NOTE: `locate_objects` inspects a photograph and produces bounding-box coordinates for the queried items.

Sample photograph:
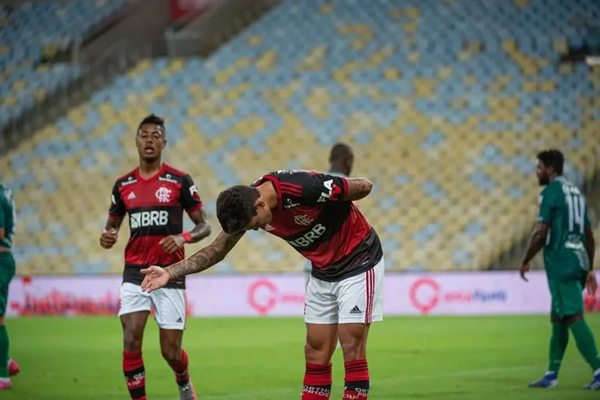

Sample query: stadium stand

[0,0,125,129]
[1,0,599,274]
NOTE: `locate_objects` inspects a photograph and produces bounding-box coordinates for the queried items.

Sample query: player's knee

[339,337,366,360]
[160,346,181,364]
[304,342,329,364]
[123,330,143,350]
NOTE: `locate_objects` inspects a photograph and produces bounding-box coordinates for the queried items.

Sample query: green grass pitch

[4,314,600,399]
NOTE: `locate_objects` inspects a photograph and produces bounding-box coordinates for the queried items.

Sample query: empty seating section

[0,0,125,128]
[1,0,599,274]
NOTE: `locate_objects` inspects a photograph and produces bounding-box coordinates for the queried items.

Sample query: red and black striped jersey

[252,170,383,281]
[108,163,203,288]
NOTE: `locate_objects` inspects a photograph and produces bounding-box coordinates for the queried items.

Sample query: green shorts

[548,277,584,319]
[0,252,16,316]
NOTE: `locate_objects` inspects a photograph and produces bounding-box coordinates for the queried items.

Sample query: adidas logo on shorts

[350,306,362,314]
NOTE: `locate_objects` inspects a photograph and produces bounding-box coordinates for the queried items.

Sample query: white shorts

[118,282,186,330]
[305,257,384,324]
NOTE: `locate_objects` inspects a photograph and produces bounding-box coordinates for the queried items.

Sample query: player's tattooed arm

[344,178,373,201]
[165,230,244,279]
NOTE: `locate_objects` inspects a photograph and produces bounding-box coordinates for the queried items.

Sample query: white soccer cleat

[583,374,600,390]
[178,380,198,400]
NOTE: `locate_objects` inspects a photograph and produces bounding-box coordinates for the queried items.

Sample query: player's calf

[123,350,146,399]
[343,359,369,399]
[302,363,332,400]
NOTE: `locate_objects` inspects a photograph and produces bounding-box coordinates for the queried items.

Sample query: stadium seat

[1,0,599,274]
[0,0,125,129]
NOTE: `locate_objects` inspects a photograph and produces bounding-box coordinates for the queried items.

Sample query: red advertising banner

[6,271,600,317]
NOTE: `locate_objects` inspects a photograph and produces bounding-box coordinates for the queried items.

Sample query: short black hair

[137,114,166,135]
[329,142,353,162]
[537,149,564,175]
[216,185,260,234]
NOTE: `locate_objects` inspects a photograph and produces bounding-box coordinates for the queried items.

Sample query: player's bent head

[537,149,564,175]
[217,185,260,234]
[137,114,166,137]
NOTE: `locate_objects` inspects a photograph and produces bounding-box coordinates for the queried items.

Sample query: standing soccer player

[520,149,600,390]
[142,169,383,400]
[99,114,211,400]
[304,143,355,286]
[0,184,20,390]
[328,143,354,179]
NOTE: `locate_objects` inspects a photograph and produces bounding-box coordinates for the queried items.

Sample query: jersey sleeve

[180,175,203,213]
[109,181,126,220]
[297,172,348,205]
[537,188,557,224]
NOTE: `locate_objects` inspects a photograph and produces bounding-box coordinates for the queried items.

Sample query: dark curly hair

[216,185,260,234]
[137,114,166,136]
[537,149,564,175]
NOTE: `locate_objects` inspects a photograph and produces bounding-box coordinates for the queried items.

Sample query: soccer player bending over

[99,114,211,400]
[142,170,384,400]
[520,149,600,390]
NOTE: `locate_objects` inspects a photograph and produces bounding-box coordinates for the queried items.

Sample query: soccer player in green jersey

[520,150,600,390]
[0,184,20,390]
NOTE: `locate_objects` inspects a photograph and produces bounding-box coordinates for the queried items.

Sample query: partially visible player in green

[0,184,20,390]
[520,149,600,390]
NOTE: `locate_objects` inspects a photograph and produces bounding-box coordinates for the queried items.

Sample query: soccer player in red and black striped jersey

[99,114,211,400]
[141,170,383,400]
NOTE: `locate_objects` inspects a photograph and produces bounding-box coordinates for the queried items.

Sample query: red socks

[302,363,332,399]
[123,350,146,400]
[167,349,190,386]
[343,359,369,400]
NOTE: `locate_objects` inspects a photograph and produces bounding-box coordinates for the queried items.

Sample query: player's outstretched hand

[159,235,185,254]
[519,262,530,282]
[99,228,118,249]
[585,271,598,296]
[141,265,169,293]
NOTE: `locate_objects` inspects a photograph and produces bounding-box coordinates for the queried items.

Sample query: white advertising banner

[6,271,600,317]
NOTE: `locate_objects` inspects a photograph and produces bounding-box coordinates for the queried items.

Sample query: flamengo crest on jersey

[155,186,171,202]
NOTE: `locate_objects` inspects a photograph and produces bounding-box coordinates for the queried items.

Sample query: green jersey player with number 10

[520,150,600,390]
